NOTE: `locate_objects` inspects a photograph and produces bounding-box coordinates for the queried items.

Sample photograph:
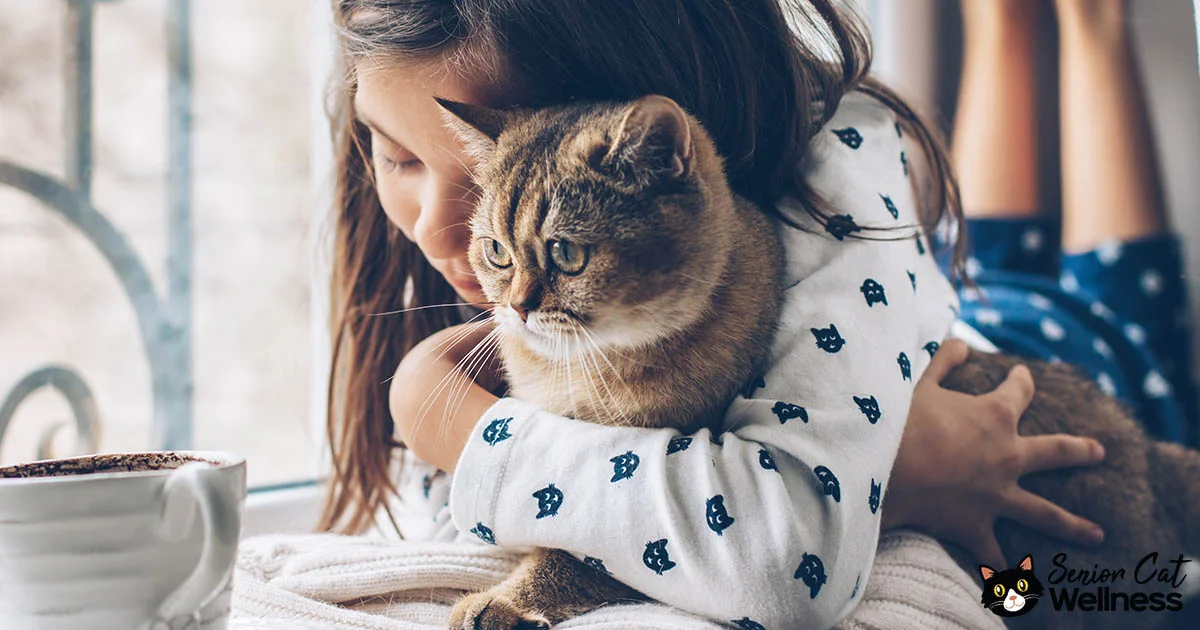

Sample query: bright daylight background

[1,0,1198,489]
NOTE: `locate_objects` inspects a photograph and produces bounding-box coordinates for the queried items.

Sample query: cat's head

[437,95,737,359]
[979,555,1044,618]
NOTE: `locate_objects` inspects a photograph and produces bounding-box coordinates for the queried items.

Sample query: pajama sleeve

[448,92,959,630]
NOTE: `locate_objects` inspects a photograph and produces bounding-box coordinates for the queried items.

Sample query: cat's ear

[1019,555,1034,572]
[979,565,995,581]
[602,95,693,182]
[435,97,508,167]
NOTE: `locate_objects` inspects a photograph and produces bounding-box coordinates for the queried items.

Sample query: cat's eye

[482,238,512,268]
[993,585,1004,597]
[549,240,588,275]
[1017,579,1029,592]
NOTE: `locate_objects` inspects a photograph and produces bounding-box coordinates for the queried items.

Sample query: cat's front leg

[447,547,644,629]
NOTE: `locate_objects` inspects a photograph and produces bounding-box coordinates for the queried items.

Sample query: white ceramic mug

[0,451,246,630]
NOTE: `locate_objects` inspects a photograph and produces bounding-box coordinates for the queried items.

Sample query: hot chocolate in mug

[0,451,246,630]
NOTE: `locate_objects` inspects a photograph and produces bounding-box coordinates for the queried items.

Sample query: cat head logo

[979,555,1044,617]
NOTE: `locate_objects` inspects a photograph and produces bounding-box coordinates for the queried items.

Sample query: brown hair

[320,0,964,533]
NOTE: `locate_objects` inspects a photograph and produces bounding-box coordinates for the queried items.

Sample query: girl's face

[353,62,498,305]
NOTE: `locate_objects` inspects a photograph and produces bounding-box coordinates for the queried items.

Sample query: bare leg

[953,0,1042,217]
[1055,0,1168,253]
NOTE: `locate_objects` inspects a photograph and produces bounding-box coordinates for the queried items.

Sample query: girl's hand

[883,338,1107,568]
[390,321,502,473]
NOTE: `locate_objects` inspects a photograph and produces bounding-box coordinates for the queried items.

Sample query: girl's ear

[979,565,995,581]
[602,95,693,183]
[435,97,509,167]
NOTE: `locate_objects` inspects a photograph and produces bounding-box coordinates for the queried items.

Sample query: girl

[321,0,1106,627]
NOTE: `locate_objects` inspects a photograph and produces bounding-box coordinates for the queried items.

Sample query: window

[0,0,335,488]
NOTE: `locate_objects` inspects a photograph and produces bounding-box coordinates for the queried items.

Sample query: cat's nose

[511,303,529,322]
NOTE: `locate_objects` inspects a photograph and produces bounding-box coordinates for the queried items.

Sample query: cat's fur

[439,95,784,629]
[943,351,1200,630]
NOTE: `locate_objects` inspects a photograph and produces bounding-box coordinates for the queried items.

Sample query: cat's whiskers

[409,318,497,441]
[426,221,473,242]
[577,327,631,426]
[367,301,495,317]
[578,325,628,386]
[383,313,493,386]
[442,329,502,441]
[410,310,494,365]
[431,142,483,189]
[563,328,580,419]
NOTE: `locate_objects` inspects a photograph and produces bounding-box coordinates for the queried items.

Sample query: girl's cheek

[374,175,420,238]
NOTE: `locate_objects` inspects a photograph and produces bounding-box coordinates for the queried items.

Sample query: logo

[860,278,888,307]
[771,401,809,424]
[980,555,1043,617]
[897,351,912,381]
[643,539,676,575]
[853,395,881,424]
[532,483,563,518]
[666,436,692,455]
[610,451,640,482]
[811,324,846,354]
[813,465,841,502]
[482,417,512,445]
[824,214,862,241]
[832,127,863,149]
[794,552,827,599]
[977,552,1190,618]
[880,194,899,219]
[469,522,495,545]
[705,495,735,535]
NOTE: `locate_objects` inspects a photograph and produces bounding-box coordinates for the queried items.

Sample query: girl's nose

[414,184,473,261]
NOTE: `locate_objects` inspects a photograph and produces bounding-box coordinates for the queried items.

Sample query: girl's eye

[994,585,1005,597]
[549,240,588,275]
[378,154,422,174]
[482,238,512,268]
[1017,579,1028,592]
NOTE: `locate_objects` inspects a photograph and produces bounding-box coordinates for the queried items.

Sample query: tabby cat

[437,94,1200,630]
[439,95,784,629]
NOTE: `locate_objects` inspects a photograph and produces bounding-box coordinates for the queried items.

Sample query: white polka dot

[1021,227,1045,252]
[1096,239,1124,266]
[1060,271,1080,293]
[1096,372,1117,396]
[1140,269,1163,296]
[966,257,983,279]
[1049,355,1063,364]
[1040,317,1066,342]
[1093,337,1114,359]
[962,287,988,303]
[975,308,1003,327]
[1028,294,1053,311]
[1090,301,1116,322]
[1144,370,1172,398]
[1124,323,1147,345]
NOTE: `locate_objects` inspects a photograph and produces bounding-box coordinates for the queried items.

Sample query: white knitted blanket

[230,530,1003,630]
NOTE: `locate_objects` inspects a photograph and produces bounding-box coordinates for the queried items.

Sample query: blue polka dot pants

[950,218,1197,444]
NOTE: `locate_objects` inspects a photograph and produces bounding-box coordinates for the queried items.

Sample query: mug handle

[155,462,241,624]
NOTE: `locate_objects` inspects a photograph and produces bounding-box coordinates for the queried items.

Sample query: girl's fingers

[923,337,971,384]
[1019,434,1106,476]
[986,363,1037,421]
[1001,487,1105,547]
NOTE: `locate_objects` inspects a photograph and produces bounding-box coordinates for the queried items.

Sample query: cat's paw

[447,591,551,630]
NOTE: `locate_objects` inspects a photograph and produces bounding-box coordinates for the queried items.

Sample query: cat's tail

[1150,441,1200,553]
